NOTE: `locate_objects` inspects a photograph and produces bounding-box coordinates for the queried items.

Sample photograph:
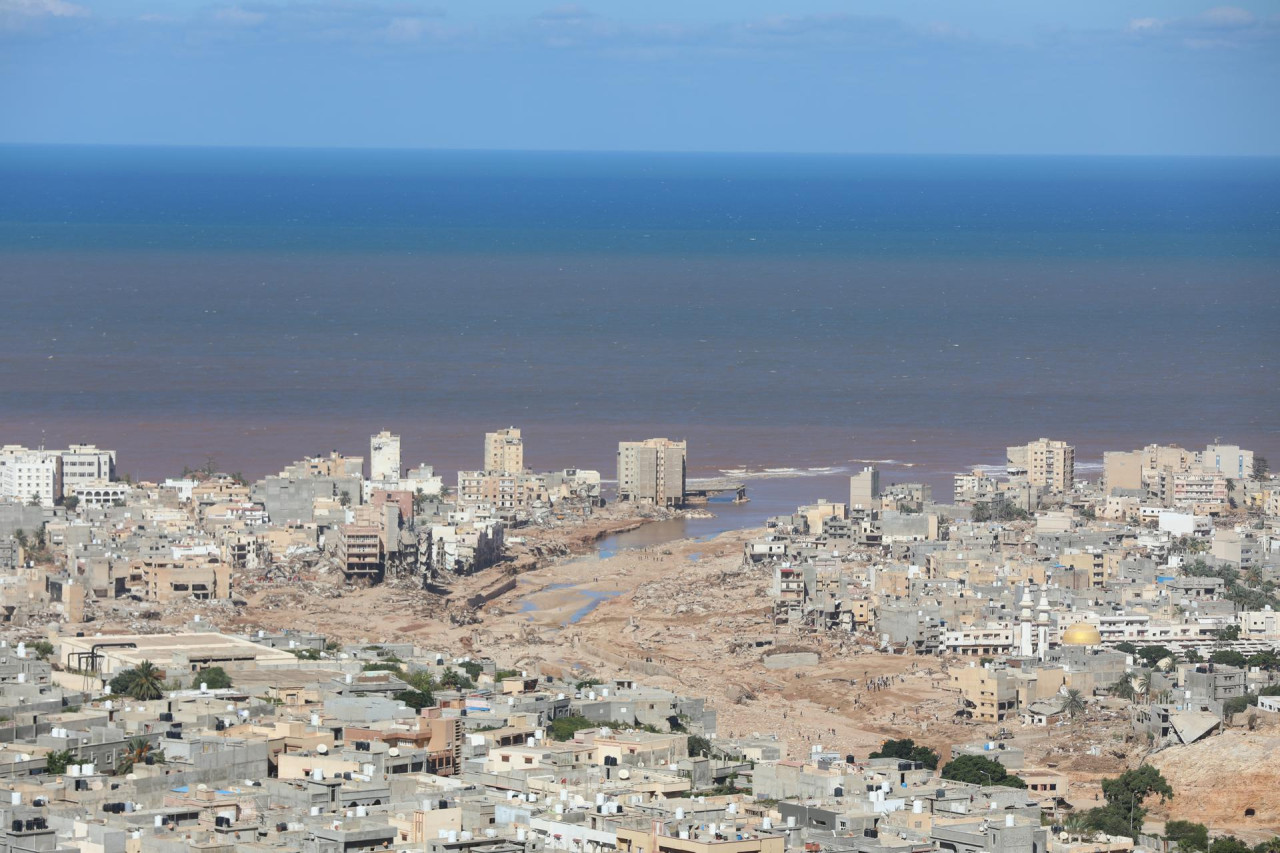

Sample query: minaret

[1036,588,1051,660]
[1018,585,1034,657]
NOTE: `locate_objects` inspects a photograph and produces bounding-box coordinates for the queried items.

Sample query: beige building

[456,470,548,511]
[1007,438,1074,492]
[484,427,524,473]
[142,559,232,603]
[617,438,686,507]
[335,524,383,580]
[849,466,880,509]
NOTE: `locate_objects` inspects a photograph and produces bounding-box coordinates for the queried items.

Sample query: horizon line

[2,141,1278,160]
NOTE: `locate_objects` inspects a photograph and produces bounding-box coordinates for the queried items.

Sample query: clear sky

[2,0,1277,154]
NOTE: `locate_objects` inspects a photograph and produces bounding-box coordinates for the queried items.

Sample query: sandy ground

[86,513,1277,839]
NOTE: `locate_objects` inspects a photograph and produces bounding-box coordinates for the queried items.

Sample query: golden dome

[1060,623,1102,646]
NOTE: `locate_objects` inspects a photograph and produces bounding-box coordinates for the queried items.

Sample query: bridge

[685,478,748,503]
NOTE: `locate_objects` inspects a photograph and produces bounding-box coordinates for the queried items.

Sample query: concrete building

[336,525,383,581]
[484,428,524,473]
[57,444,117,497]
[0,449,62,507]
[456,470,548,512]
[1006,438,1074,492]
[849,467,880,510]
[617,439,686,507]
[369,430,401,481]
[1200,443,1254,481]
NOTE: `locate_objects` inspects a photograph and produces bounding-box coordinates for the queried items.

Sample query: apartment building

[1006,438,1074,492]
[617,438,686,507]
[336,525,383,581]
[849,466,880,509]
[1200,443,1254,480]
[0,449,62,507]
[58,444,116,497]
[456,470,548,512]
[484,427,524,473]
[370,430,401,481]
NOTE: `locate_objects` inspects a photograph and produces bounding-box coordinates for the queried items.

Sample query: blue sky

[2,0,1277,154]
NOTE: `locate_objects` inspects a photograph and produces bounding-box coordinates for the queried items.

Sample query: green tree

[62,495,79,512]
[1247,650,1280,670]
[547,715,598,741]
[28,494,41,506]
[1108,678,1137,700]
[940,755,1026,788]
[1252,456,1269,480]
[197,666,233,690]
[1083,765,1173,838]
[394,690,434,710]
[458,660,485,679]
[1063,688,1086,718]
[402,670,436,699]
[1165,821,1209,852]
[687,735,713,757]
[44,749,74,776]
[439,668,474,690]
[1210,838,1253,853]
[13,530,27,550]
[868,738,940,770]
[124,661,166,701]
[1136,645,1174,668]
[1184,648,1204,663]
[115,736,157,774]
[339,491,351,507]
[1115,641,1139,655]
[1209,650,1247,668]
[32,640,54,661]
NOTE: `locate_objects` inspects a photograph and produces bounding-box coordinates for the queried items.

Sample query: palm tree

[1108,678,1136,700]
[1063,811,1093,842]
[116,736,155,774]
[125,661,166,701]
[1063,688,1086,720]
[1136,671,1154,703]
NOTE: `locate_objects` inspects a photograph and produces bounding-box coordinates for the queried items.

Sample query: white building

[58,444,116,497]
[370,430,401,481]
[68,480,131,509]
[0,449,62,507]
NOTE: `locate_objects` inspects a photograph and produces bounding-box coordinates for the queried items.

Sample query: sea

[1,145,1277,515]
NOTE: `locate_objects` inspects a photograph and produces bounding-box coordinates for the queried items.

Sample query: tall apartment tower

[484,427,524,473]
[849,466,880,509]
[370,430,401,481]
[617,438,686,507]
[1007,438,1075,492]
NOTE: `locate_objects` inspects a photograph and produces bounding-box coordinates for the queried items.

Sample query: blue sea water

[0,145,1276,492]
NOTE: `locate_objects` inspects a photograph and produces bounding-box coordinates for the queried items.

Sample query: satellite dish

[316,744,328,754]
[617,769,631,780]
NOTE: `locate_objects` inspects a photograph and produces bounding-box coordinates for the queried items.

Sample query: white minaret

[1018,585,1034,657]
[1036,588,1051,660]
